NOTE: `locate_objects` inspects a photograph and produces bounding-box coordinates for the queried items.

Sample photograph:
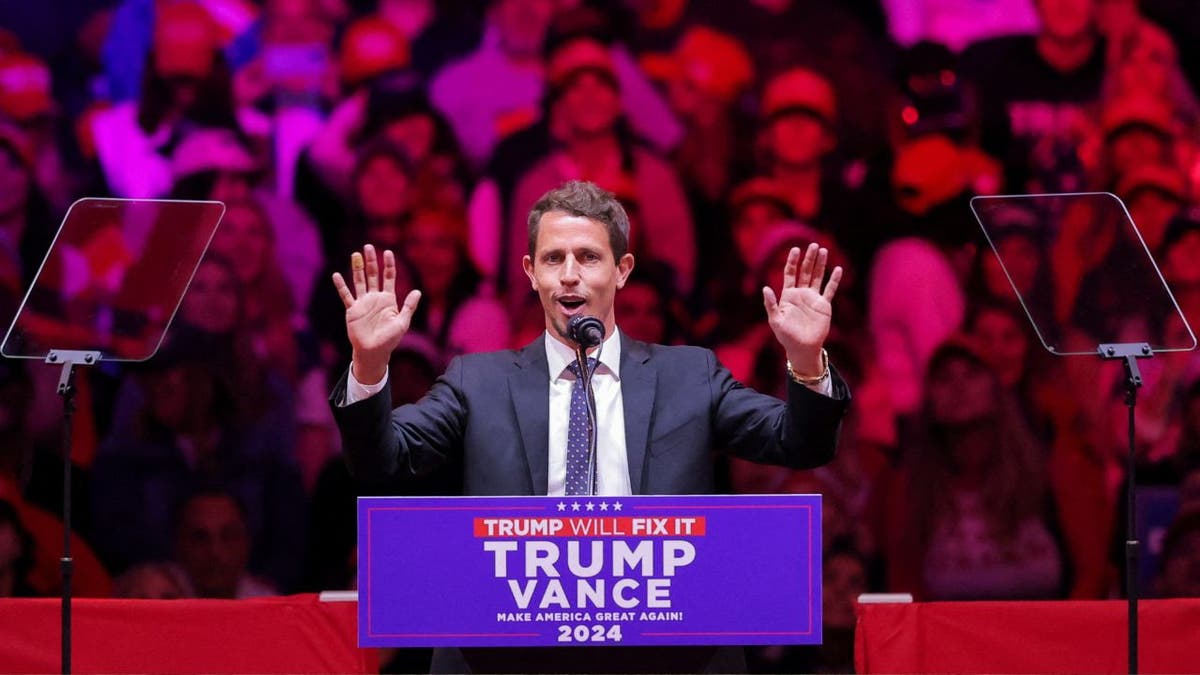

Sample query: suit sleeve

[708,350,851,470]
[329,356,468,480]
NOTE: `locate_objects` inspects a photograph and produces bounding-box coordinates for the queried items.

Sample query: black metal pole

[46,351,97,675]
[1099,344,1148,675]
[1124,358,1139,675]
[58,363,76,675]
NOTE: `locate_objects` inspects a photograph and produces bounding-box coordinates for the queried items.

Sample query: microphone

[567,315,605,348]
[567,315,603,496]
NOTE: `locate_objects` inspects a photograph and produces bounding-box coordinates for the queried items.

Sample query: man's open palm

[762,243,843,374]
[332,244,420,383]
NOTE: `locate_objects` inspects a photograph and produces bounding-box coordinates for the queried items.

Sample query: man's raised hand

[762,243,843,378]
[331,244,421,385]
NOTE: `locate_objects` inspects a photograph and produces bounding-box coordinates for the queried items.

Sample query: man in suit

[329,179,849,672]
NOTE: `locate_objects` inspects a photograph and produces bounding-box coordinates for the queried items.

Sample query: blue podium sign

[358,494,821,647]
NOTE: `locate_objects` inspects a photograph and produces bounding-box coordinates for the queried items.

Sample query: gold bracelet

[786,348,829,385]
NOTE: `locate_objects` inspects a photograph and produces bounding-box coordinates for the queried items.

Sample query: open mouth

[557,296,586,313]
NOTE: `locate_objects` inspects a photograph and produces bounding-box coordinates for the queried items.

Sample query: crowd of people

[3,0,1200,671]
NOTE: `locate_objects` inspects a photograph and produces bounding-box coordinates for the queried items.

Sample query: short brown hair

[526,180,631,260]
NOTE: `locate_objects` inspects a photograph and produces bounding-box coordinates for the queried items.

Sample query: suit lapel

[510,336,550,495]
[620,334,655,494]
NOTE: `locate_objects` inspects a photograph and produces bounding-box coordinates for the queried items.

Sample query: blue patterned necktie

[565,357,598,496]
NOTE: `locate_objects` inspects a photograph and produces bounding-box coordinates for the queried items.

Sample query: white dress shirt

[543,328,631,496]
[344,330,834,495]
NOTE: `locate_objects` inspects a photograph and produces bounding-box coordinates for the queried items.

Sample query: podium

[357,494,822,661]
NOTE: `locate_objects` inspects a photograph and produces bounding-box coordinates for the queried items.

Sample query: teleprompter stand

[1,198,227,674]
[1099,342,1151,674]
[971,192,1197,675]
[45,350,100,675]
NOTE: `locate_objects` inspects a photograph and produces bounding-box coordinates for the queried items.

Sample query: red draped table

[0,594,378,673]
[856,599,1200,674]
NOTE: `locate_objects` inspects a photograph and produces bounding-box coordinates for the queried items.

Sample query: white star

[571,502,581,511]
[599,502,609,511]
[557,502,566,511]
[585,502,595,511]
[612,502,623,511]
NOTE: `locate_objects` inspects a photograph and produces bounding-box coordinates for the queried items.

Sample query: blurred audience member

[614,260,683,346]
[430,0,556,168]
[641,26,755,297]
[503,34,695,305]
[868,137,979,418]
[307,139,417,364]
[1101,17,1198,128]
[206,197,301,377]
[0,125,54,314]
[92,2,241,198]
[966,204,1054,318]
[755,68,842,230]
[297,15,409,206]
[1158,212,1200,347]
[91,329,305,591]
[690,0,895,161]
[642,25,755,205]
[170,127,324,316]
[1095,93,1177,192]
[232,0,339,197]
[873,337,1076,600]
[326,137,415,261]
[0,51,78,210]
[167,490,277,598]
[1116,163,1186,253]
[963,0,1105,193]
[966,300,1111,597]
[400,204,509,357]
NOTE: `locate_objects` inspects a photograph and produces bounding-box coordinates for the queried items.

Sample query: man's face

[175,495,250,598]
[356,155,411,221]
[209,204,272,284]
[766,112,833,168]
[522,211,633,345]
[181,261,240,334]
[559,72,622,140]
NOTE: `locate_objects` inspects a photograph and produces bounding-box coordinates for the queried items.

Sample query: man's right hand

[332,244,421,386]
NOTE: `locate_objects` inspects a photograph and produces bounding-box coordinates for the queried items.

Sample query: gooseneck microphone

[567,315,604,495]
[567,315,605,348]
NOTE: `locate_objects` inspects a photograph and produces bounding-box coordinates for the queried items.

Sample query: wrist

[351,354,388,386]
[786,348,829,385]
[785,348,825,379]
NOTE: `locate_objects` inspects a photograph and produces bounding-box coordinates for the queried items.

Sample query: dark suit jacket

[331,332,850,673]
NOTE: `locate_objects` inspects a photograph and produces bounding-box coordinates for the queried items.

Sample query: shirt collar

[545,327,622,382]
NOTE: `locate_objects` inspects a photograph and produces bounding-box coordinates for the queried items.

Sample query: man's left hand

[762,243,843,377]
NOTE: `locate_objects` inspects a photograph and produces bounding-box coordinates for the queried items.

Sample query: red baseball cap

[339,16,410,87]
[761,67,836,124]
[640,26,754,102]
